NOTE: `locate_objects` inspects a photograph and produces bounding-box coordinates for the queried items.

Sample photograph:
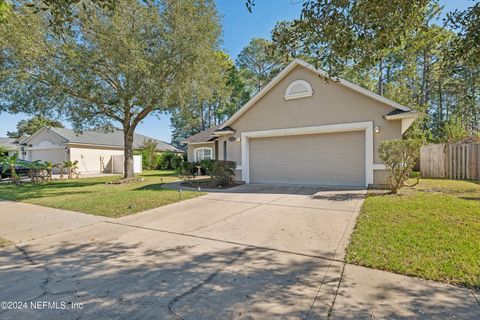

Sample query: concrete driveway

[0,185,478,319]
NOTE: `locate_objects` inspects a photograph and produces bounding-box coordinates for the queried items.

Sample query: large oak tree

[0,0,221,178]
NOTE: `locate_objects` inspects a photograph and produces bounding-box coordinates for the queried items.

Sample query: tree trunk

[201,102,205,130]
[421,48,430,106]
[438,81,443,127]
[378,60,384,96]
[123,129,135,179]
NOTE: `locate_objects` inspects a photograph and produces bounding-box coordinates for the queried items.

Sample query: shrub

[211,160,236,186]
[170,154,184,170]
[138,139,159,170]
[200,159,215,175]
[176,161,196,176]
[158,151,174,169]
[379,139,422,194]
[176,161,196,183]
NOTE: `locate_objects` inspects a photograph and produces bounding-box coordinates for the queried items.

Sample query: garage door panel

[29,149,66,173]
[249,131,365,186]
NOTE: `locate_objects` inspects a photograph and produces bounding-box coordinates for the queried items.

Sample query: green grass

[0,170,203,218]
[0,237,12,247]
[346,179,480,289]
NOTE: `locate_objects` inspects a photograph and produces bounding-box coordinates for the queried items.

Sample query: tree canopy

[171,52,251,146]
[7,115,64,138]
[236,38,285,93]
[0,0,222,177]
[268,0,479,141]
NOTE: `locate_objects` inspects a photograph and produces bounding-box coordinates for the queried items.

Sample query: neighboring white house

[3,127,181,174]
[0,137,18,157]
[183,59,419,187]
[0,135,29,159]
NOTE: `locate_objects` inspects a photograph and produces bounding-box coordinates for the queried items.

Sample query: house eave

[185,141,215,145]
[384,111,420,120]
[212,130,235,136]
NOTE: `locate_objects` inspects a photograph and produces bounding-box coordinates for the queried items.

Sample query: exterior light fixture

[374,126,380,133]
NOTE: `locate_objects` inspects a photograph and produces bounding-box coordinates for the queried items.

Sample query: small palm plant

[63,160,79,179]
[0,153,20,185]
[43,161,59,180]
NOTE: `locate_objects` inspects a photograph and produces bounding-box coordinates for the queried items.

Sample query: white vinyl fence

[110,155,142,174]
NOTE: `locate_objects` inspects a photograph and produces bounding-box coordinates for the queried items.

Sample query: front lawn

[0,170,203,218]
[346,179,480,289]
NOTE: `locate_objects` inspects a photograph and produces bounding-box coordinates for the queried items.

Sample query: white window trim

[241,121,374,187]
[194,147,213,162]
[284,80,313,100]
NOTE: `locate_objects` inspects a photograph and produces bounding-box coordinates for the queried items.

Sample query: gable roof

[25,127,182,152]
[181,125,220,144]
[220,59,414,129]
[13,134,29,144]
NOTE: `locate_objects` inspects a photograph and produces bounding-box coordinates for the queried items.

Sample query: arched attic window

[284,80,313,100]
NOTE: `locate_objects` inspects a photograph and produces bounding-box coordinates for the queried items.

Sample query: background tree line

[172,0,479,145]
[1,0,478,170]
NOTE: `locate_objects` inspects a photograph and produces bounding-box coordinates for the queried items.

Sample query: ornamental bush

[378,139,422,194]
[170,154,184,170]
[211,160,236,186]
[176,161,196,176]
[139,139,160,170]
[200,159,215,175]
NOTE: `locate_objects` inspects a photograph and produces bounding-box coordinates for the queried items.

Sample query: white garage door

[249,131,365,186]
[28,149,67,173]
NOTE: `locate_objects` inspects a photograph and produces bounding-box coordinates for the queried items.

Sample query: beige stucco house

[183,59,418,187]
[17,127,181,174]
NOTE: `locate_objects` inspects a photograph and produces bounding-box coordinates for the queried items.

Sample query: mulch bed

[181,178,242,190]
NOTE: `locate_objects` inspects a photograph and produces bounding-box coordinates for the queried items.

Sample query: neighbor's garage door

[249,131,365,186]
[29,149,66,165]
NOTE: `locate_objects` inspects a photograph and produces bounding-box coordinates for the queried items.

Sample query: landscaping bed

[180,178,243,190]
[0,170,203,218]
[346,179,480,289]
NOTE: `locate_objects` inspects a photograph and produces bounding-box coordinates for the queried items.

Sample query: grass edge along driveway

[0,237,12,247]
[346,179,480,289]
[0,170,203,218]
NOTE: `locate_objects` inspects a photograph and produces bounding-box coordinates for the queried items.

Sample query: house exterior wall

[69,145,124,173]
[212,65,402,185]
[373,169,391,186]
[187,142,215,162]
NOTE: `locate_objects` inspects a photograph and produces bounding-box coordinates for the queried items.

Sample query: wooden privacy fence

[420,143,480,179]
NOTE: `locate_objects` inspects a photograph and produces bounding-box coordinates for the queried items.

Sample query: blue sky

[0,0,473,142]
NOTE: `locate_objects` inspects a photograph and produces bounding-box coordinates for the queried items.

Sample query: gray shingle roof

[48,127,182,152]
[181,125,220,144]
[0,137,18,150]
